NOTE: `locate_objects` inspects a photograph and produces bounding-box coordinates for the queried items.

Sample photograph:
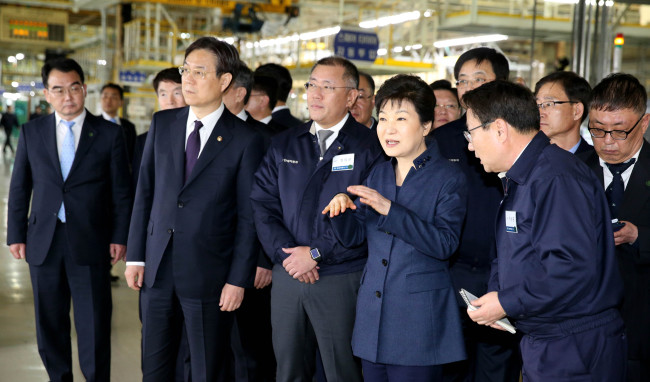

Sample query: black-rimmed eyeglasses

[464,121,493,143]
[588,114,645,141]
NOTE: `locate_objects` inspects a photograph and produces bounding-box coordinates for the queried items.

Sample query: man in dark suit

[101,83,137,162]
[132,68,187,188]
[222,60,276,382]
[254,63,304,128]
[125,37,264,381]
[7,58,132,382]
[251,56,383,382]
[535,71,593,154]
[465,80,625,382]
[245,75,288,134]
[433,47,521,382]
[578,73,650,382]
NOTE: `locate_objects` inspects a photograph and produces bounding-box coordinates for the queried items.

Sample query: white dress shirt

[186,103,224,157]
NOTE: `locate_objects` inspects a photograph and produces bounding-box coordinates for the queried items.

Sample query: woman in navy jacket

[324,74,468,381]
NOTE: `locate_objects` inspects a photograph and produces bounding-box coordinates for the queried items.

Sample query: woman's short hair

[375,74,435,124]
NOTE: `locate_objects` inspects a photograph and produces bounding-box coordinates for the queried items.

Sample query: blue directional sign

[333,29,379,62]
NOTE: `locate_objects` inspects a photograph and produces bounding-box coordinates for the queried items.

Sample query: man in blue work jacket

[250,56,383,382]
[464,80,626,382]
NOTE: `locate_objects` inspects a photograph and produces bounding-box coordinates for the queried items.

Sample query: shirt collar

[310,113,349,136]
[259,115,272,124]
[568,138,582,154]
[101,110,119,124]
[55,109,87,128]
[272,105,289,113]
[188,103,225,130]
[235,109,247,121]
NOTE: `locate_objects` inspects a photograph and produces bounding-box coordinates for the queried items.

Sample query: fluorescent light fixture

[254,26,340,49]
[16,53,24,60]
[8,56,16,63]
[222,37,235,45]
[377,48,387,56]
[300,26,340,41]
[423,11,432,17]
[393,46,403,53]
[97,59,107,65]
[434,34,508,48]
[412,44,423,49]
[11,81,19,88]
[359,11,420,29]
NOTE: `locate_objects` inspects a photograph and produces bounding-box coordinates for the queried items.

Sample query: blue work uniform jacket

[331,142,468,366]
[492,132,623,334]
[250,115,384,275]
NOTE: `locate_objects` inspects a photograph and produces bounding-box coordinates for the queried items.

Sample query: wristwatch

[309,248,322,263]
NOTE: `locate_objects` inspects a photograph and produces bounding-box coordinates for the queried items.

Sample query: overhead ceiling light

[8,56,16,63]
[16,53,24,60]
[359,11,420,29]
[300,26,340,41]
[434,34,508,48]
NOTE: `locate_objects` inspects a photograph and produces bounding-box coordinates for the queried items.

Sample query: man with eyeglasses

[125,37,265,381]
[578,73,650,382]
[429,81,461,130]
[463,80,625,382]
[350,71,377,129]
[432,48,522,382]
[534,71,593,154]
[7,58,132,381]
[251,56,383,382]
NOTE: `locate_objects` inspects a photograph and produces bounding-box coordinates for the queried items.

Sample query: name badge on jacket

[505,210,518,233]
[332,154,354,172]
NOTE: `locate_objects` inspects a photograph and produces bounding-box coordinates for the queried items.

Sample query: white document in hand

[459,288,517,334]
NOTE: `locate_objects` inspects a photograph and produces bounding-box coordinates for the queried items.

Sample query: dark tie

[185,120,203,182]
[317,129,333,158]
[605,158,636,219]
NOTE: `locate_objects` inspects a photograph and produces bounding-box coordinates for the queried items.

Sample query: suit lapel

[171,107,189,188]
[68,111,97,177]
[620,141,650,220]
[40,114,62,180]
[182,109,233,189]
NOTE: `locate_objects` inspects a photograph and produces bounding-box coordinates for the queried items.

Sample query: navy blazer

[7,111,132,265]
[579,140,650,360]
[126,106,265,298]
[493,132,623,333]
[250,114,384,276]
[331,142,467,366]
